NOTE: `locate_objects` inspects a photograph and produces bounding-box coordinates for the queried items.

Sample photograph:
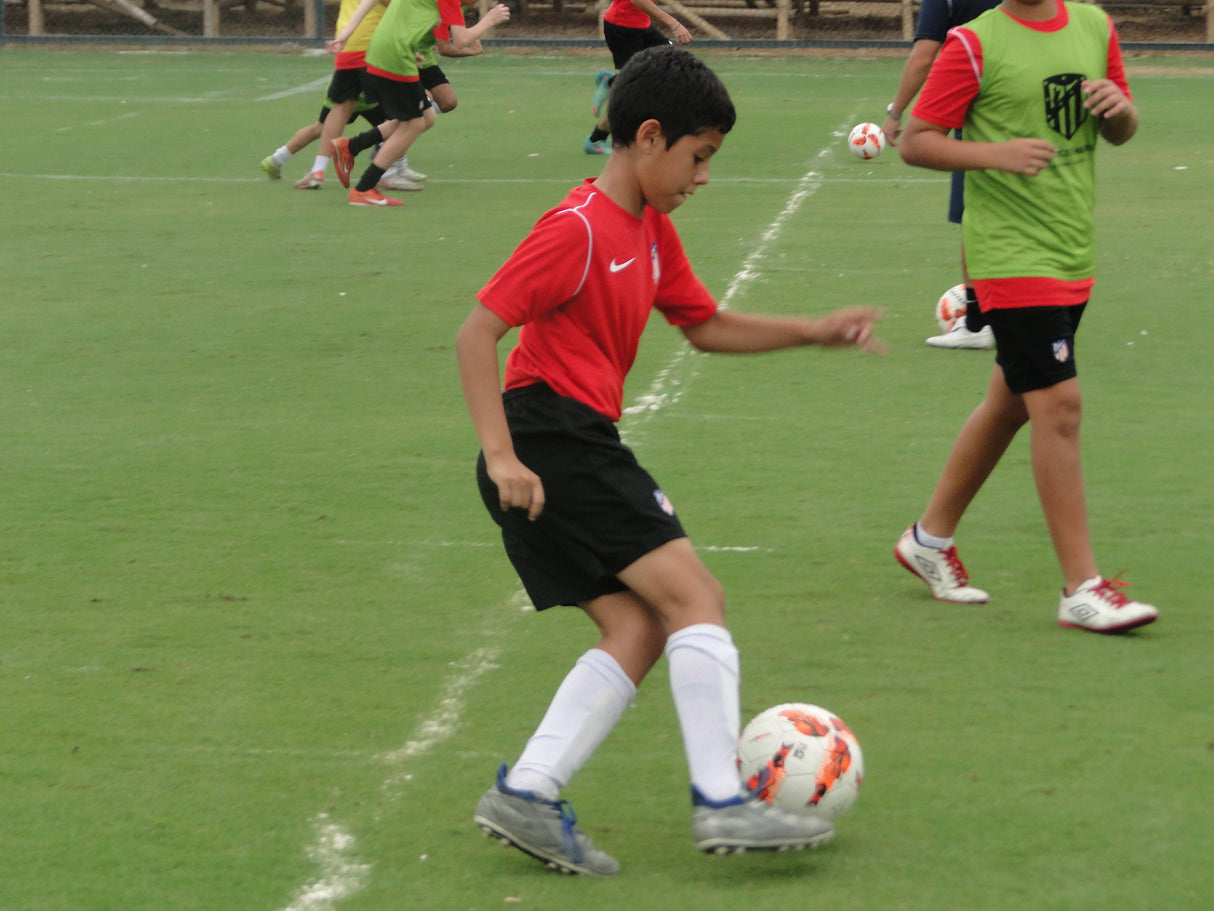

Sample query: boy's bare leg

[1023,377,1098,593]
[919,364,1028,539]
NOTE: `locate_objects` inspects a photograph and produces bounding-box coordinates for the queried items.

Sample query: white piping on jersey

[951,26,984,83]
[558,190,598,299]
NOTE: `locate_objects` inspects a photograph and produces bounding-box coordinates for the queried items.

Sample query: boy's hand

[487,454,545,521]
[1082,78,1132,120]
[814,307,887,354]
[484,3,511,26]
[326,35,348,53]
[997,138,1057,176]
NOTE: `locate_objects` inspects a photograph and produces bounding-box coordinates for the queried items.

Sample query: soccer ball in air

[935,283,969,332]
[736,703,864,821]
[847,122,886,160]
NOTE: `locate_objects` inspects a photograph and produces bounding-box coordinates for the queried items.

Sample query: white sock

[915,522,953,550]
[271,145,293,166]
[506,648,636,801]
[665,623,742,803]
[310,154,330,175]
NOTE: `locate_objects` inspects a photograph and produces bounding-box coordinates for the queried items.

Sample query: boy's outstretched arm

[456,304,545,521]
[681,307,886,355]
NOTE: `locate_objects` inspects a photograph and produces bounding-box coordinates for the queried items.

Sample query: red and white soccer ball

[847,122,886,160]
[935,283,969,332]
[736,703,864,821]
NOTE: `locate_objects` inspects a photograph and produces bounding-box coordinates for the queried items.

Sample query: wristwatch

[886,102,901,120]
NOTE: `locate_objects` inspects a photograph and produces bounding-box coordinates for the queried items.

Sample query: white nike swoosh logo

[609,258,635,273]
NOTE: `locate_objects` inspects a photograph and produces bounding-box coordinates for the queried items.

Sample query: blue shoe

[474,764,620,875]
[583,136,609,156]
[591,68,612,117]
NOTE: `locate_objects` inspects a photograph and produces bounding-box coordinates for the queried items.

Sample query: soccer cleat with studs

[691,787,834,855]
[348,187,403,207]
[895,525,989,604]
[473,764,619,875]
[260,156,282,180]
[1058,576,1158,633]
[377,173,424,192]
[293,171,324,190]
[330,137,355,188]
[591,68,612,117]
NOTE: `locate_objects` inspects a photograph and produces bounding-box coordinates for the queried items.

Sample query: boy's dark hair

[608,46,736,149]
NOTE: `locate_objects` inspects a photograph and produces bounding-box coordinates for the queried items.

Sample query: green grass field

[1,46,1211,911]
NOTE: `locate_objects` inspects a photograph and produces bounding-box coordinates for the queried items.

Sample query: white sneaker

[377,174,424,192]
[894,525,989,604]
[926,325,994,349]
[1058,576,1158,633]
[398,165,427,181]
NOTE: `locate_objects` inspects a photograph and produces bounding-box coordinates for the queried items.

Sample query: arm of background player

[327,0,385,51]
[881,38,942,146]
[900,117,1058,176]
[448,3,511,51]
[629,0,692,43]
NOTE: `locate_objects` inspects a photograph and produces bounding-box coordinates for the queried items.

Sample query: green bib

[962,3,1111,282]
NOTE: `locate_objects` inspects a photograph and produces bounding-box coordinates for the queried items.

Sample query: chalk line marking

[280,135,843,911]
[282,648,499,911]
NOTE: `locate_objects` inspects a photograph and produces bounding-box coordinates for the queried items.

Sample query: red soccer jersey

[604,0,652,30]
[477,180,718,422]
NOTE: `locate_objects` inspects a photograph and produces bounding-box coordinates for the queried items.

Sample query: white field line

[0,172,941,186]
[280,131,847,911]
[282,648,499,911]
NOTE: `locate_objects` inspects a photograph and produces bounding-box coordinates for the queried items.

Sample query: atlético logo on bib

[1043,74,1088,139]
[1053,339,1071,363]
[653,489,675,516]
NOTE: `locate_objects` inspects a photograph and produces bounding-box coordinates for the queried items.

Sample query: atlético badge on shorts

[653,489,676,516]
[1052,339,1070,363]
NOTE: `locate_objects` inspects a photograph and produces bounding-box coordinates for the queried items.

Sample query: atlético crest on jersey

[650,242,660,284]
[1053,339,1070,363]
[1043,73,1088,139]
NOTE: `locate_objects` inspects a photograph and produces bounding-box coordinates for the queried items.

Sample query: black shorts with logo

[988,302,1087,395]
[476,384,687,610]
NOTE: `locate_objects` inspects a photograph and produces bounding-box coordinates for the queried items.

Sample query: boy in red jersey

[892,0,1158,633]
[584,0,691,154]
[458,47,883,875]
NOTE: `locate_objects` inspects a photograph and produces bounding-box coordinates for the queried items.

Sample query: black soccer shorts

[476,384,687,610]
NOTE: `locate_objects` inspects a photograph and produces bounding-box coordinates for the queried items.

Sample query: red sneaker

[348,187,403,207]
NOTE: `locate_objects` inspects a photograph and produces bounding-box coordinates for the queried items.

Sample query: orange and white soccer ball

[847,122,886,160]
[936,283,969,332]
[736,703,864,821]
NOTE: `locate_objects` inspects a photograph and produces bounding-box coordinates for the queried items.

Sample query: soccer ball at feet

[935,283,969,332]
[847,122,886,160]
[736,703,864,821]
